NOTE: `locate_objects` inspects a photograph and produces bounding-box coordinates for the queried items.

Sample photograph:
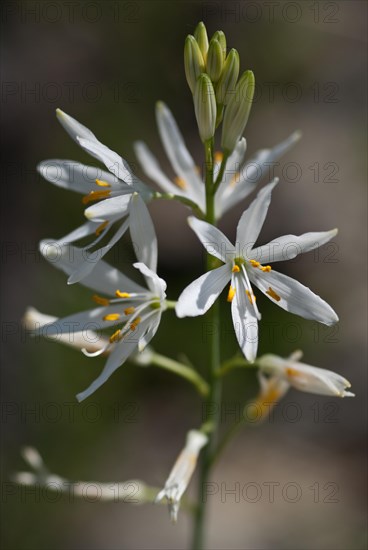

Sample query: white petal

[129,194,158,272]
[133,262,166,297]
[85,194,132,221]
[156,102,205,208]
[77,137,134,184]
[137,313,162,352]
[236,179,278,254]
[176,263,232,318]
[76,336,139,402]
[231,276,258,361]
[220,131,301,215]
[37,160,120,194]
[56,109,96,142]
[67,219,130,284]
[134,141,180,195]
[251,229,338,264]
[188,216,235,263]
[250,269,339,325]
[40,240,145,296]
[55,221,98,245]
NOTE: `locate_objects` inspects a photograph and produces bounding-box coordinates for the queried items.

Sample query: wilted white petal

[252,229,338,264]
[129,194,157,272]
[250,269,339,326]
[155,430,208,522]
[176,263,232,318]
[235,179,278,253]
[188,216,235,262]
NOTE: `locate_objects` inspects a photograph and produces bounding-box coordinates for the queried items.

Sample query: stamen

[232,265,240,273]
[174,176,187,190]
[95,220,109,236]
[130,317,141,331]
[260,265,272,272]
[286,367,300,378]
[95,179,111,188]
[214,151,223,163]
[116,290,131,298]
[110,329,122,343]
[227,285,236,302]
[103,313,121,321]
[246,290,256,304]
[82,190,111,205]
[230,172,240,187]
[266,287,281,302]
[250,260,260,268]
[92,294,110,306]
[124,307,135,315]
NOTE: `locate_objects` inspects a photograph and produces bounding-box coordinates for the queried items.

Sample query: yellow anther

[266,287,281,302]
[124,307,135,315]
[174,176,187,190]
[246,290,256,304]
[260,265,272,272]
[95,179,111,188]
[103,313,121,322]
[82,190,111,205]
[95,220,109,236]
[227,285,236,302]
[230,172,240,187]
[250,260,260,268]
[116,290,131,298]
[92,294,110,306]
[286,367,300,378]
[109,329,122,343]
[232,265,240,273]
[214,151,223,163]
[130,317,141,331]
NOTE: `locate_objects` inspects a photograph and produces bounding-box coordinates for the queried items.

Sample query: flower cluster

[23,21,353,524]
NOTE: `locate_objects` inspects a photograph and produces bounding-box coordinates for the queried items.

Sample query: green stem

[152,192,205,220]
[191,138,221,550]
[213,150,230,193]
[217,356,257,377]
[150,353,209,397]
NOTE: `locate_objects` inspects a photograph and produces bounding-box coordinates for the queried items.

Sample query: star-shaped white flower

[134,102,301,219]
[38,109,152,284]
[38,195,166,401]
[257,351,354,397]
[176,179,339,361]
[155,429,208,522]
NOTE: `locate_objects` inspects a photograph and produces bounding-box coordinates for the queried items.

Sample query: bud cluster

[184,22,255,152]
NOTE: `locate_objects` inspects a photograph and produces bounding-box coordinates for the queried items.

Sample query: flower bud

[216,48,240,105]
[212,30,226,60]
[194,21,209,63]
[184,35,205,94]
[194,74,217,142]
[221,70,255,153]
[206,38,224,83]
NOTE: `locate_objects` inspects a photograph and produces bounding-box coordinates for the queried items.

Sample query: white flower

[134,102,301,219]
[176,179,338,361]
[257,351,354,397]
[155,429,208,522]
[38,109,152,284]
[38,195,167,401]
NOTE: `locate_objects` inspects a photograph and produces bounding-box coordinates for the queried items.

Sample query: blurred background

[1,1,367,548]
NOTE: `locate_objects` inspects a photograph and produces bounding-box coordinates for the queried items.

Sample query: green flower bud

[216,49,240,105]
[194,21,209,63]
[184,35,205,94]
[221,70,255,153]
[206,39,224,83]
[212,30,226,60]
[194,74,217,143]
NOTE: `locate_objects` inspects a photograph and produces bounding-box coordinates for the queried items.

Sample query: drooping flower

[38,109,152,283]
[134,101,301,219]
[37,195,167,401]
[155,429,208,522]
[257,351,354,397]
[176,179,339,361]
